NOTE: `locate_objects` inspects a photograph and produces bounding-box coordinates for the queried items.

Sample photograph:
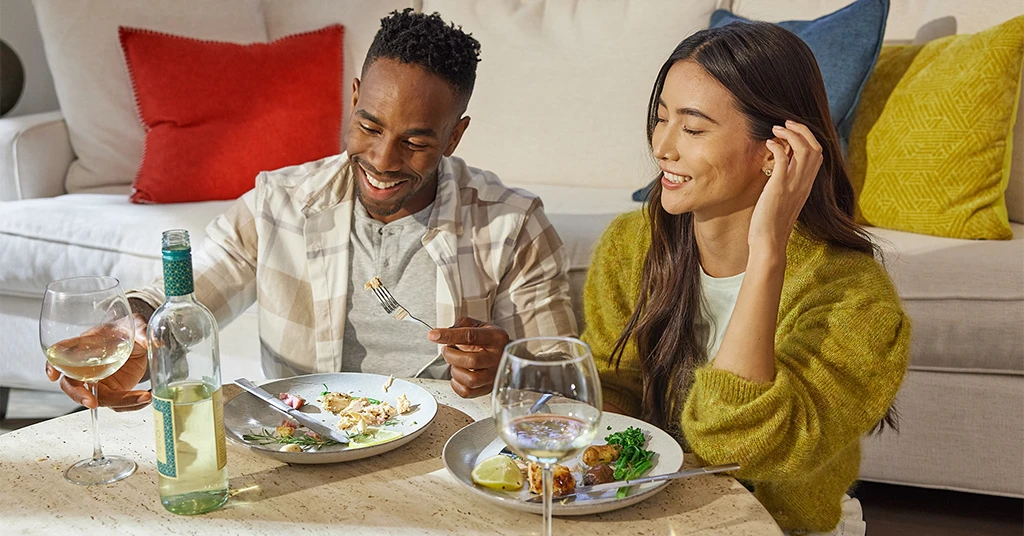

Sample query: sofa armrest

[0,111,73,201]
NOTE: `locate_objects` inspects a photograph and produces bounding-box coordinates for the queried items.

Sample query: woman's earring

[763,168,773,178]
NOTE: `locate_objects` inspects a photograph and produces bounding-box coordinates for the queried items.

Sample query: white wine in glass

[40,276,137,485]
[493,337,602,536]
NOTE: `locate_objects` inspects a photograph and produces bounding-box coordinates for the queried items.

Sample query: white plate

[224,373,438,464]
[442,412,683,516]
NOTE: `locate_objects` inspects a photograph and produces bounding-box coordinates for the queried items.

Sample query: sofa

[1,0,1021,499]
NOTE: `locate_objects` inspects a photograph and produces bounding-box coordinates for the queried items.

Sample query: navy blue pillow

[632,0,889,203]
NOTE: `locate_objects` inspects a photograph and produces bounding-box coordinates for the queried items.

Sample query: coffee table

[0,379,782,535]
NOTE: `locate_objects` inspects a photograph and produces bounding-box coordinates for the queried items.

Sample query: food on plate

[396,393,411,413]
[606,426,656,498]
[322,394,408,435]
[471,455,524,491]
[583,464,615,486]
[243,425,344,451]
[319,389,353,414]
[528,462,576,496]
[244,384,416,452]
[473,426,657,501]
[275,420,297,438]
[582,443,622,466]
[278,392,305,409]
[382,374,395,393]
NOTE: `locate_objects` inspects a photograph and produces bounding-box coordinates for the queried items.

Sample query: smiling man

[46,9,577,407]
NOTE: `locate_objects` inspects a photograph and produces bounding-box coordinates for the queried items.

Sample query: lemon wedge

[471,455,524,491]
[349,429,404,449]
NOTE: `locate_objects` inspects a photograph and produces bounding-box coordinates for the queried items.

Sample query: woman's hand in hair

[749,120,823,257]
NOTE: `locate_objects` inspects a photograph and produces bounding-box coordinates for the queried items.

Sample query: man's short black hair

[363,9,481,110]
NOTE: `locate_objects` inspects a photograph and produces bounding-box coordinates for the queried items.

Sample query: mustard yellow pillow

[855,16,1024,239]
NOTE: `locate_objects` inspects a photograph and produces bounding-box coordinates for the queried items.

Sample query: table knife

[234,378,349,444]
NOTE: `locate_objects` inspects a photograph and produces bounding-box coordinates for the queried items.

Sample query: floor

[2,388,1022,534]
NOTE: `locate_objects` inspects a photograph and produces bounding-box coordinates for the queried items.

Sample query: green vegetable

[605,426,655,499]
[243,428,344,450]
[320,384,331,396]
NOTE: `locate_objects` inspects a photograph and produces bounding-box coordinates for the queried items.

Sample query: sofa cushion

[0,194,232,297]
[32,0,268,194]
[856,19,1024,240]
[870,224,1024,374]
[421,0,718,191]
[713,0,890,144]
[727,0,1024,224]
[120,25,344,204]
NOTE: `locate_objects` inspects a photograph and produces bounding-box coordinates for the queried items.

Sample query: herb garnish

[243,428,344,450]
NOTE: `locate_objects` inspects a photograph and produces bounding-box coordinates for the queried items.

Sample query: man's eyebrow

[355,109,438,138]
[657,98,720,125]
[356,109,382,125]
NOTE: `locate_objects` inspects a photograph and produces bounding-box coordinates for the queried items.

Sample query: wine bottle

[147,229,229,514]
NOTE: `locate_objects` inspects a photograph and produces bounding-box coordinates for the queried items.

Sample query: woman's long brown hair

[610,22,896,435]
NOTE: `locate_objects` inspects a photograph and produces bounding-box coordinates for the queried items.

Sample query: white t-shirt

[698,268,744,361]
[699,268,866,536]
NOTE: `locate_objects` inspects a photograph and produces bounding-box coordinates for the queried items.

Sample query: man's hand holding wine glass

[45,312,151,411]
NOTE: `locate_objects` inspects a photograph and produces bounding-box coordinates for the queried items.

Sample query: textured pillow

[856,16,1024,239]
[32,0,268,194]
[848,45,921,224]
[119,25,343,203]
[632,0,889,202]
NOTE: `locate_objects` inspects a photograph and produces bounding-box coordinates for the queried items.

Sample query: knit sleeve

[581,212,646,418]
[681,294,911,481]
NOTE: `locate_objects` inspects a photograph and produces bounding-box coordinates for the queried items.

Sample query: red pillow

[119,25,343,204]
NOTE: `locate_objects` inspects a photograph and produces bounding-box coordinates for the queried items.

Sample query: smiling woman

[583,21,910,536]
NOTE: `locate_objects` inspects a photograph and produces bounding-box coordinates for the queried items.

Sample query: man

[46,9,576,408]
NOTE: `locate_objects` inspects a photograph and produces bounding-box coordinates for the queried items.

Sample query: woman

[583,22,910,535]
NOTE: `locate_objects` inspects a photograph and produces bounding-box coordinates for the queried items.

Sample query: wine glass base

[63,455,137,486]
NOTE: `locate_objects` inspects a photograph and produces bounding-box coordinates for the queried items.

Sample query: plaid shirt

[128,153,577,376]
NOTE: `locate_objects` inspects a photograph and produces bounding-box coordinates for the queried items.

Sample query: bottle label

[162,247,195,297]
[153,395,178,478]
[152,387,227,478]
[213,388,227,470]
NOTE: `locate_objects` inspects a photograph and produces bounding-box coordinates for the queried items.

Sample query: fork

[368,280,434,331]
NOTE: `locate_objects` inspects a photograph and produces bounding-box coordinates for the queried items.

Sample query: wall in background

[1,0,59,117]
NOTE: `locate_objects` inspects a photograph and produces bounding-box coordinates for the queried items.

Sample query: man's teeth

[664,172,691,184]
[364,169,407,189]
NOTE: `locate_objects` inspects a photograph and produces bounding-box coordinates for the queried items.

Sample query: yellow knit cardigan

[582,211,911,532]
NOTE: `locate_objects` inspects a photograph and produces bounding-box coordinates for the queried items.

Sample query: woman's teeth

[664,172,691,184]
[364,169,408,189]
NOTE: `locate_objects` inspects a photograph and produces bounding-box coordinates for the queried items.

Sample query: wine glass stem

[542,463,553,536]
[89,382,103,462]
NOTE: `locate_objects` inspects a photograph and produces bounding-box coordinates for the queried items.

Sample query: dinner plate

[442,412,683,516]
[224,373,438,464]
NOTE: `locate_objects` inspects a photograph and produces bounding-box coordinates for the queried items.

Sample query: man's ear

[351,78,360,112]
[443,116,472,157]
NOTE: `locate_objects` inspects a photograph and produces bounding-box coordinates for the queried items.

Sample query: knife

[234,378,349,444]
[526,462,739,503]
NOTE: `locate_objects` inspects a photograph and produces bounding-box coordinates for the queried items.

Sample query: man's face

[344,58,470,222]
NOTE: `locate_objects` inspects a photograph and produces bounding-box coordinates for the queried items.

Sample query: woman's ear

[761,136,792,173]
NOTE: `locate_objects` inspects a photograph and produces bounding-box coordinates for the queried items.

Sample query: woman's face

[652,60,770,219]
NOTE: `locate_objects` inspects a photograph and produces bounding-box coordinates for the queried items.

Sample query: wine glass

[39,276,137,485]
[493,337,602,536]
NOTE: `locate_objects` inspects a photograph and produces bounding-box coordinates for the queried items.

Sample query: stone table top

[0,379,782,535]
